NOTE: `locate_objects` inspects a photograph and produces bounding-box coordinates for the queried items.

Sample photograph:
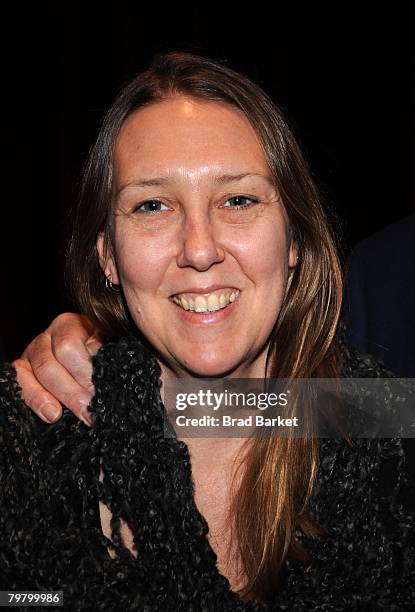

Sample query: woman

[3,51,415,609]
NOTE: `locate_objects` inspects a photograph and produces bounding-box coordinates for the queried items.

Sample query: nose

[176,214,225,271]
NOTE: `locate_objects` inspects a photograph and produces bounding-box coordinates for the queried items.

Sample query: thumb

[85,332,103,357]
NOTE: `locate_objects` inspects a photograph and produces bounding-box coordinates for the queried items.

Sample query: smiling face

[97,95,298,380]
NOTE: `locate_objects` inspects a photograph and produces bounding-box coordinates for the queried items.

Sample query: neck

[157,359,262,461]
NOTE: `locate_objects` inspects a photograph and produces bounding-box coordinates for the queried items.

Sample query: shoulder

[91,333,161,387]
[0,361,47,470]
[0,362,82,440]
[337,320,396,378]
[0,360,92,491]
[279,436,415,608]
[335,322,415,501]
[0,361,97,589]
[275,327,415,606]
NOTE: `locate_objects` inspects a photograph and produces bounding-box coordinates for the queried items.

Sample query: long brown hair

[66,51,344,603]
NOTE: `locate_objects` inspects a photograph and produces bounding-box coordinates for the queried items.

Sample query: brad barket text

[175,414,300,427]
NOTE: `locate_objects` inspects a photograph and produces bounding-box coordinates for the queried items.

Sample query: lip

[170,284,240,297]
[169,290,241,324]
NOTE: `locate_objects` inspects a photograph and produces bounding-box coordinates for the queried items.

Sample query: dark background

[3,3,414,360]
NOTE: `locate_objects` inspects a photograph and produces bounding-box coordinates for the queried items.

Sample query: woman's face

[97,95,297,379]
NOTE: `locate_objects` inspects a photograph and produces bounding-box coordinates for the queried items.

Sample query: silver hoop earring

[105,276,121,293]
[289,254,299,271]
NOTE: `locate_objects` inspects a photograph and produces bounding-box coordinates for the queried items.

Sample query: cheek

[233,220,289,284]
[114,232,170,292]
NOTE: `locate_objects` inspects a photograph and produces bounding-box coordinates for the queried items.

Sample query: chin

[183,355,243,378]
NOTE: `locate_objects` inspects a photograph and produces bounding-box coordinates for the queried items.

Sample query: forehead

[113,96,270,183]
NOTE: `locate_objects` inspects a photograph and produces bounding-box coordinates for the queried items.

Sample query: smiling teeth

[172,290,240,312]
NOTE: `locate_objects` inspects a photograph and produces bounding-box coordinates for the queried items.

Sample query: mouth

[169,288,241,313]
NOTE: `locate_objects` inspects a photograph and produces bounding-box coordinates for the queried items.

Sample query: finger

[17,339,93,426]
[49,314,98,390]
[51,334,94,391]
[13,358,62,424]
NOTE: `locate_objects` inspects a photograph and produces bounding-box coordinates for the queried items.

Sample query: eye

[222,195,258,209]
[133,199,169,214]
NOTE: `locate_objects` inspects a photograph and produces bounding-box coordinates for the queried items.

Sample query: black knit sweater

[0,334,414,611]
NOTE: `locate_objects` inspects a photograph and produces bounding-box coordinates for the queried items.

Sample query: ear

[96,232,120,284]
[288,240,299,268]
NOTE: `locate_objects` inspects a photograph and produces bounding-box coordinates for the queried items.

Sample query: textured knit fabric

[0,332,414,611]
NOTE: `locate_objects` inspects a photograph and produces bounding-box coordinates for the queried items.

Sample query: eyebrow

[116,172,276,197]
